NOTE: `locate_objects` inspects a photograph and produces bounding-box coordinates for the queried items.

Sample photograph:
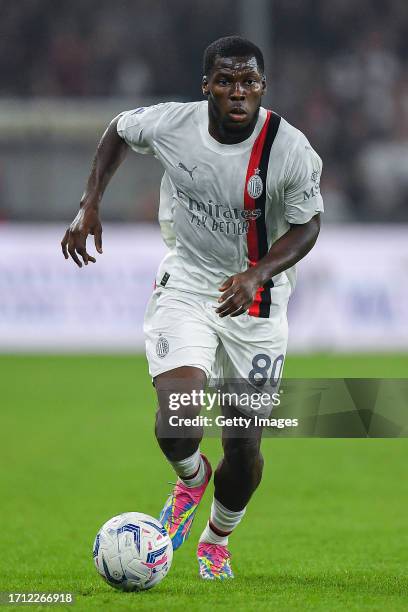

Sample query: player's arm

[250,213,321,284]
[61,116,129,267]
[216,214,320,317]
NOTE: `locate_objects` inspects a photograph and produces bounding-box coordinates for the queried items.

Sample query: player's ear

[261,75,267,96]
[202,76,209,96]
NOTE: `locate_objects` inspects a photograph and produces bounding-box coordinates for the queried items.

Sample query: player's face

[202,55,266,136]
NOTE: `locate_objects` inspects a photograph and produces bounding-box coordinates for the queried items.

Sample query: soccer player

[61,36,323,580]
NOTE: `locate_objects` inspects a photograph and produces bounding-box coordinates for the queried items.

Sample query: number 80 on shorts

[248,353,285,387]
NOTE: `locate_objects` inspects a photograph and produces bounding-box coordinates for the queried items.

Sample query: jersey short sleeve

[283,134,324,224]
[117,103,174,155]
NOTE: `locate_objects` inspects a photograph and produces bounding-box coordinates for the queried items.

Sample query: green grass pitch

[1,354,407,611]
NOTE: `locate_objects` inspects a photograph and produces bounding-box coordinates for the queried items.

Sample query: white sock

[168,449,206,488]
[199,497,246,546]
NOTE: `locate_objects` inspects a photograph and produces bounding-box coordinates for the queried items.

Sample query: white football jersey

[117,101,323,317]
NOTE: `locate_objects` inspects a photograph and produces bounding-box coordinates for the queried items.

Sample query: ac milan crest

[247,168,263,199]
[156,334,169,358]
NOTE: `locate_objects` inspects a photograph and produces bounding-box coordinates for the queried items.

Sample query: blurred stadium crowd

[1,0,407,222]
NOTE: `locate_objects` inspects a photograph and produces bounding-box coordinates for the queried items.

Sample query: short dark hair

[203,35,264,75]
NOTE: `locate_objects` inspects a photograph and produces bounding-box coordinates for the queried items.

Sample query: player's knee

[155,429,194,461]
[155,406,201,460]
[223,439,263,476]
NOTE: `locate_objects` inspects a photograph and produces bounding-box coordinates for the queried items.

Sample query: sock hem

[209,520,231,538]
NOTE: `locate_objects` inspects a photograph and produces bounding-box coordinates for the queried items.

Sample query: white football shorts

[143,286,290,417]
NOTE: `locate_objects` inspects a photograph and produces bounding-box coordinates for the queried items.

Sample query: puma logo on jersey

[178,162,197,180]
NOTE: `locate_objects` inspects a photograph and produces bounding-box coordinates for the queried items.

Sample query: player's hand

[61,207,103,267]
[216,270,261,318]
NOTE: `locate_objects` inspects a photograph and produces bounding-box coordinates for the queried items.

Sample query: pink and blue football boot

[159,454,212,551]
[197,542,234,579]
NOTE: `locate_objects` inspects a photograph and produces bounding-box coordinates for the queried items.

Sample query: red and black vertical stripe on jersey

[244,110,281,318]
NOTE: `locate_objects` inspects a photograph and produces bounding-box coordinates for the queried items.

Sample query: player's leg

[197,403,263,580]
[214,406,264,510]
[143,288,218,550]
[197,299,288,579]
[155,366,213,550]
[154,365,206,461]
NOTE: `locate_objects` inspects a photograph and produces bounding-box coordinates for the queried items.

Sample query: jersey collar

[197,101,268,155]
